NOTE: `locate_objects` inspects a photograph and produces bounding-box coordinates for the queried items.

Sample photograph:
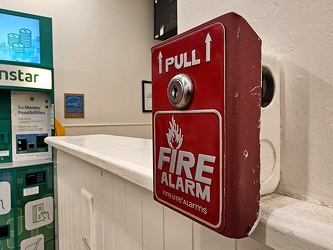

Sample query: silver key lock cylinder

[167,73,194,109]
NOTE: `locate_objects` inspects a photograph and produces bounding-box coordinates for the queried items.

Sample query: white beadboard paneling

[68,156,81,250]
[56,152,65,249]
[58,152,79,250]
[57,151,104,250]
[103,172,114,250]
[164,206,193,250]
[125,185,143,250]
[80,161,104,250]
[112,177,127,249]
[142,193,164,250]
[193,222,236,250]
[59,152,77,250]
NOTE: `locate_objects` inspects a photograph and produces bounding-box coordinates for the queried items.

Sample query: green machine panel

[0,8,55,250]
[0,164,54,250]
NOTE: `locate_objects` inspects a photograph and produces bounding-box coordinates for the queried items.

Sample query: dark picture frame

[142,81,152,112]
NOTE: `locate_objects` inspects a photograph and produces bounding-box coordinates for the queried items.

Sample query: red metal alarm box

[151,12,261,239]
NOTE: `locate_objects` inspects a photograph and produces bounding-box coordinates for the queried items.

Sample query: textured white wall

[0,0,156,137]
[178,1,333,206]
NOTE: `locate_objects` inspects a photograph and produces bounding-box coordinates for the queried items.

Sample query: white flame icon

[166,115,183,149]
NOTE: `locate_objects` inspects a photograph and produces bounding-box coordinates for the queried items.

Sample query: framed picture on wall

[142,81,152,112]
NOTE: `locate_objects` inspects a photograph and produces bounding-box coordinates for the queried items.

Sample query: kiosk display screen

[0,13,40,64]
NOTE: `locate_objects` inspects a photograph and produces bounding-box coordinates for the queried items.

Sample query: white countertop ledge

[45,134,153,191]
[45,134,333,249]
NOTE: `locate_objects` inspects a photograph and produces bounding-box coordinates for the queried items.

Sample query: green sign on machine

[0,8,55,250]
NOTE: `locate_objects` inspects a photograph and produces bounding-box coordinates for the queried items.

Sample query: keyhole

[172,85,178,101]
[167,73,193,109]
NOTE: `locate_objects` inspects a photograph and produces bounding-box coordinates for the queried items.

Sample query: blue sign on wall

[64,93,84,118]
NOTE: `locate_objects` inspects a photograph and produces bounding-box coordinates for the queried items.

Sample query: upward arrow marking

[205,33,212,62]
[158,52,163,74]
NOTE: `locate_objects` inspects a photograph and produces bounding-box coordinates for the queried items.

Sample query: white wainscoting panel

[55,149,272,250]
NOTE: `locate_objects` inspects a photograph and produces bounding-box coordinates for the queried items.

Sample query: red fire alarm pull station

[152,12,261,239]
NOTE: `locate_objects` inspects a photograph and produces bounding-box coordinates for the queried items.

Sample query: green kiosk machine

[0,9,55,250]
